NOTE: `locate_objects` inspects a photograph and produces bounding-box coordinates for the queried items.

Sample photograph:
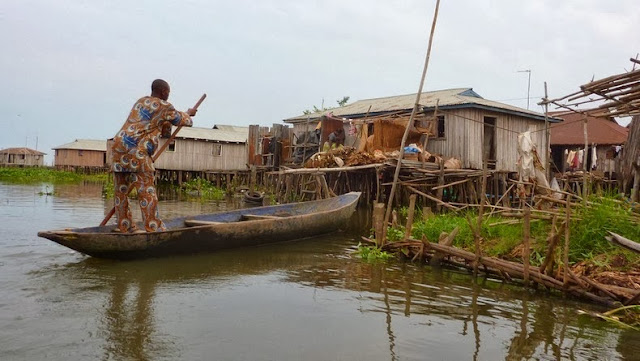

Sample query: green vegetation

[386,194,640,269]
[302,96,350,115]
[569,196,640,263]
[0,167,108,184]
[580,305,640,331]
[179,178,226,201]
[355,243,395,262]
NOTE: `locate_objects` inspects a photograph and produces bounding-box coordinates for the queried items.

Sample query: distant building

[549,112,628,174]
[0,147,46,167]
[53,139,107,169]
[106,125,249,172]
[284,88,560,172]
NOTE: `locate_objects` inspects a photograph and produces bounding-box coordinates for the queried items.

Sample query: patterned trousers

[113,172,166,232]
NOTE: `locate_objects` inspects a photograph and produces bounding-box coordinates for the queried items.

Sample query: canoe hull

[38,192,361,259]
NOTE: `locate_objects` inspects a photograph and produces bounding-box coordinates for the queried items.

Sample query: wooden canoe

[38,192,361,259]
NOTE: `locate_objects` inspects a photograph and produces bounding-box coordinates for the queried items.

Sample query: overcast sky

[1,0,639,164]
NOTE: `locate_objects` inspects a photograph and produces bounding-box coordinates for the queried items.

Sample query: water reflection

[103,274,158,361]
[38,238,632,361]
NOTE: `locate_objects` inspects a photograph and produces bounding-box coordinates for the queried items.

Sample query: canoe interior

[70,192,361,234]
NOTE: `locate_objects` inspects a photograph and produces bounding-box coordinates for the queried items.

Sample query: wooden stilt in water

[523,207,531,286]
[563,197,572,287]
[404,194,417,240]
[373,203,385,247]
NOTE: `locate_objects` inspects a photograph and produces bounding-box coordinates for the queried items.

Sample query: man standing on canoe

[110,79,196,233]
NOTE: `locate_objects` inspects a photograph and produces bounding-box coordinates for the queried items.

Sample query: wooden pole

[404,194,417,240]
[382,0,441,246]
[523,207,531,286]
[563,198,571,287]
[435,159,445,212]
[373,203,386,247]
[544,82,551,180]
[473,161,488,275]
[583,116,589,199]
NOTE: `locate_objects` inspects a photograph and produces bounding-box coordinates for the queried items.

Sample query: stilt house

[106,125,249,172]
[0,147,46,167]
[549,111,628,175]
[284,88,560,172]
[53,139,107,169]
[154,125,249,171]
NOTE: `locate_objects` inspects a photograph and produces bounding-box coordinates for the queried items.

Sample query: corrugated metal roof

[174,126,248,143]
[284,88,557,122]
[549,111,629,145]
[0,147,46,155]
[53,139,107,151]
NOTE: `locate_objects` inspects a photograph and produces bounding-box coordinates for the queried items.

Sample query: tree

[337,96,350,107]
[302,96,350,115]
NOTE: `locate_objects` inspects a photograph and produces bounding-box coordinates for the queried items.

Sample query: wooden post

[474,161,488,275]
[284,174,293,202]
[523,207,531,286]
[632,166,640,203]
[314,174,323,200]
[563,197,571,287]
[436,159,445,212]
[543,82,551,180]
[430,226,459,266]
[373,203,386,247]
[404,194,417,240]
[583,117,589,200]
[539,216,559,275]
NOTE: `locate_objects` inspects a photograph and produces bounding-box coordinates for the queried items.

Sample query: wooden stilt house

[284,88,560,172]
[53,139,107,169]
[0,147,46,167]
[548,111,628,175]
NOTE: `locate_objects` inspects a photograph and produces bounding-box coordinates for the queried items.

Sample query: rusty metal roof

[549,111,629,145]
[284,88,557,123]
[0,147,46,155]
[53,139,107,151]
[175,126,248,144]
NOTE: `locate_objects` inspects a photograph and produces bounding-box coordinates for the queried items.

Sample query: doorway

[483,116,497,169]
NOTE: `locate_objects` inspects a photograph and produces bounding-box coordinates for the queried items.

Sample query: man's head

[151,79,170,100]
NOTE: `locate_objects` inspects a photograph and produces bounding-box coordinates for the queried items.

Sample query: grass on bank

[0,167,108,184]
[102,177,226,201]
[362,194,640,270]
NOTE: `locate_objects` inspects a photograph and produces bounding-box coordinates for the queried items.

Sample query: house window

[437,115,445,138]
[213,144,222,156]
[167,141,176,152]
[20,154,25,160]
[78,150,83,156]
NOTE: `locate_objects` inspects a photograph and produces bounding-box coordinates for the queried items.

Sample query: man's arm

[162,104,194,127]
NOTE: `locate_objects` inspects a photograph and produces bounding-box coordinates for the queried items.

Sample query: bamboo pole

[563,198,571,287]
[523,207,531,286]
[383,0,441,246]
[435,159,445,212]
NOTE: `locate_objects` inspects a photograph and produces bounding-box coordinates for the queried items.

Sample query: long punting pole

[382,0,441,246]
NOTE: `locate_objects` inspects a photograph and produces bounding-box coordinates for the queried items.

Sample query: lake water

[0,182,638,360]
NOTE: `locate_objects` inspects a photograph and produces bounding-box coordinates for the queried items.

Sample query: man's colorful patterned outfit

[110,96,192,232]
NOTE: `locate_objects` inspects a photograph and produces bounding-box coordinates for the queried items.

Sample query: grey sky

[1,0,638,164]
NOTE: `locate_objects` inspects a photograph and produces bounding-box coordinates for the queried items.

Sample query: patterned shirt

[111,96,192,172]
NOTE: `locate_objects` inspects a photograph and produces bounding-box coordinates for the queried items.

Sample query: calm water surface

[0,182,639,361]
